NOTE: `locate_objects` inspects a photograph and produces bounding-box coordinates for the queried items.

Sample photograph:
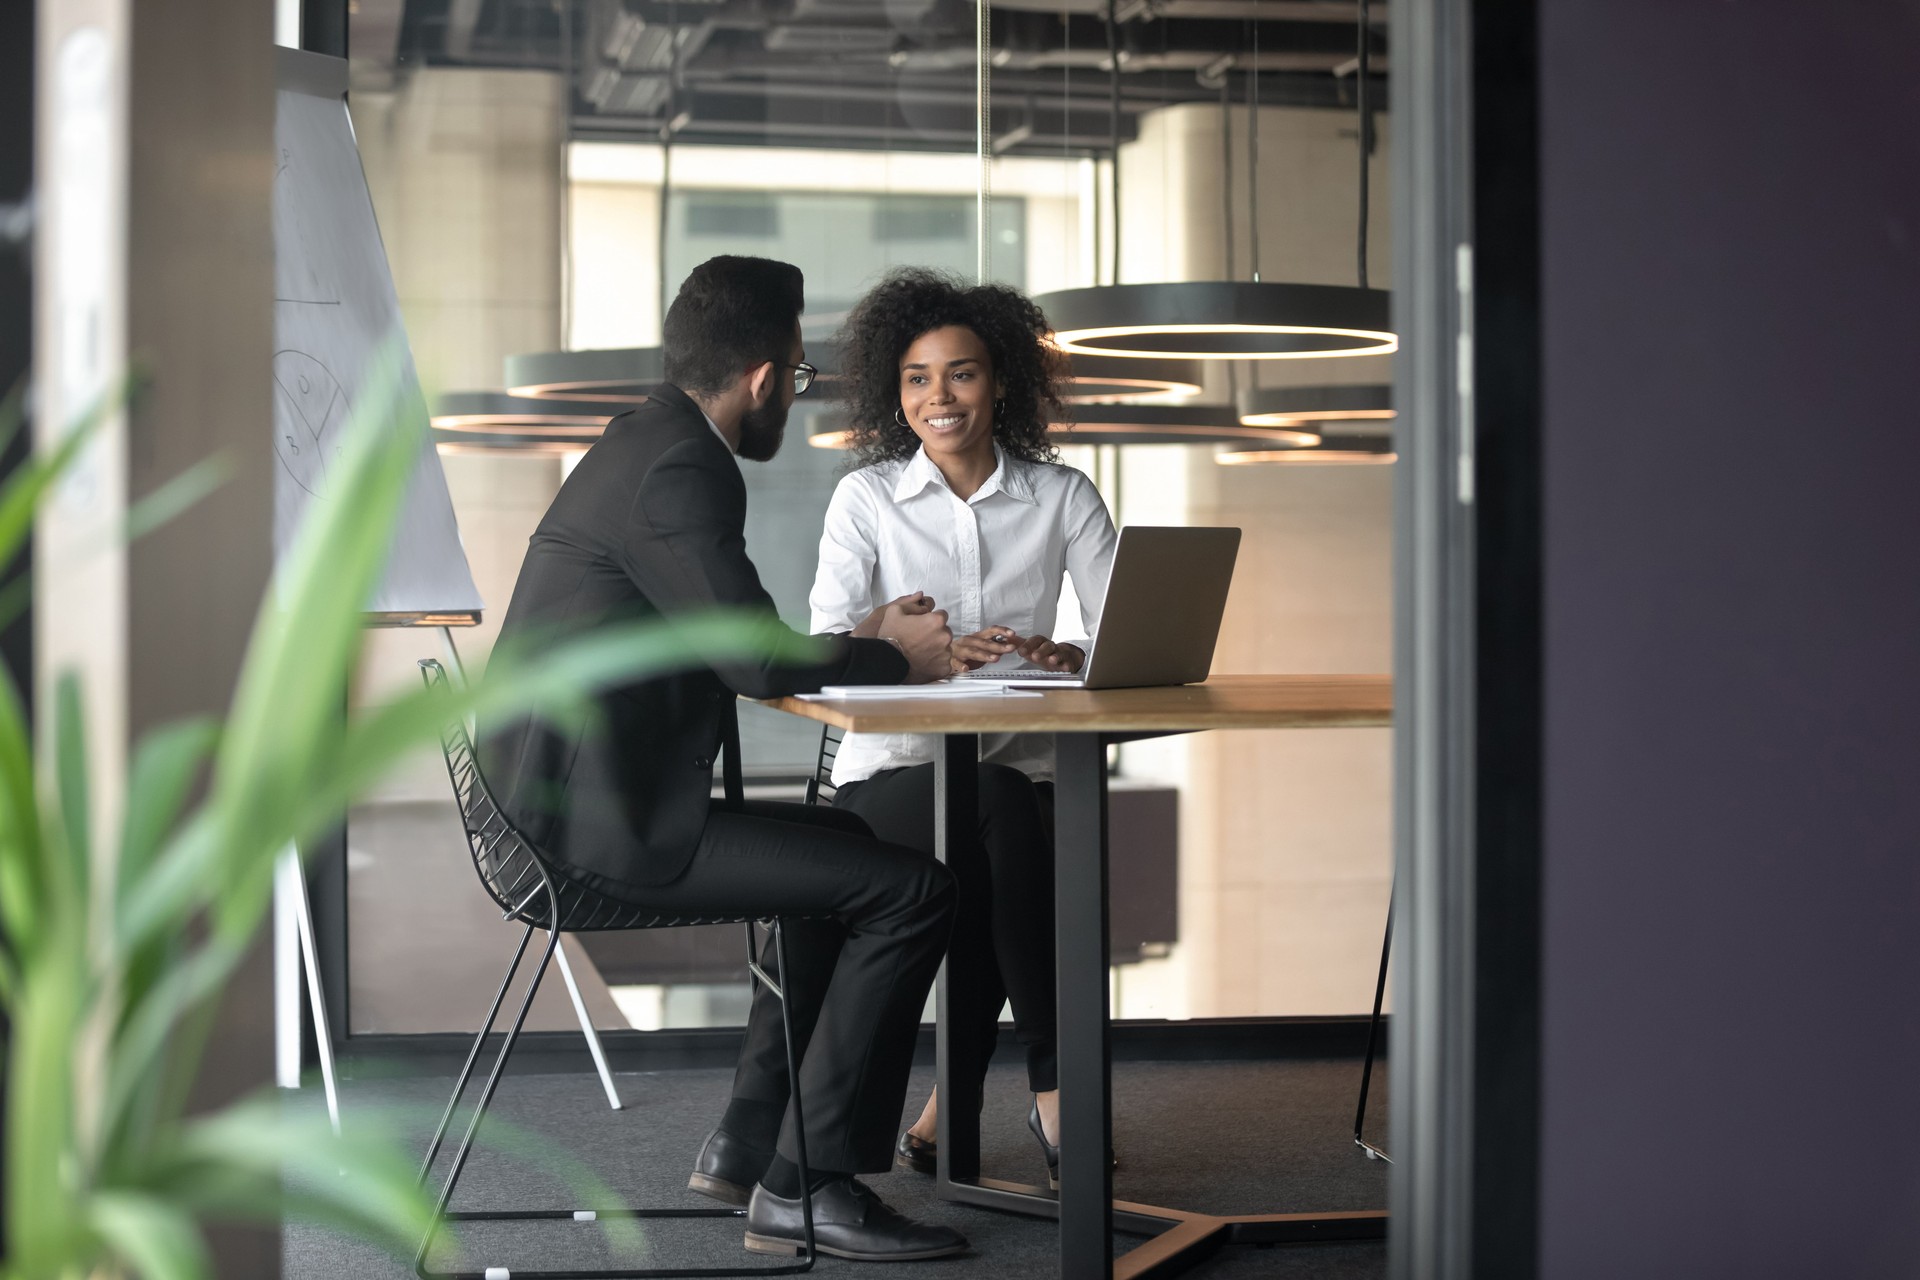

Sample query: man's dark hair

[662,255,806,394]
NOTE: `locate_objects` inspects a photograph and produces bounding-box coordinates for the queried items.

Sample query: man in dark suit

[484,256,968,1261]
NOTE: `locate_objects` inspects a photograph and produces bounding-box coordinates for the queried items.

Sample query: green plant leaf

[0,375,141,574]
[52,672,90,903]
[0,664,43,956]
[100,938,246,1152]
[169,1102,438,1249]
[88,1192,211,1280]
[4,916,85,1274]
[205,341,421,913]
[123,455,235,546]
[118,719,220,903]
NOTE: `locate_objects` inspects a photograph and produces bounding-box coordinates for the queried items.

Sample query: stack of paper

[796,682,1042,701]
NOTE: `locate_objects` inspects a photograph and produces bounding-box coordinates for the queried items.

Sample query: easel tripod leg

[285,846,341,1136]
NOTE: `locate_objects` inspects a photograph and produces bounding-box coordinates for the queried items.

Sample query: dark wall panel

[1537,3,1920,1276]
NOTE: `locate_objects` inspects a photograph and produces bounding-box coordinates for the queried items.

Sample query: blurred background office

[336,0,1398,1042]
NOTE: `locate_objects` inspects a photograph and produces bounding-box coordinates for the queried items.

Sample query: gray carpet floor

[284,1058,1389,1279]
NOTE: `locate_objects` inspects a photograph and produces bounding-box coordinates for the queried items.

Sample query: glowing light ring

[1237,383,1396,428]
[1036,283,1396,361]
[1054,323,1398,360]
[1216,448,1398,466]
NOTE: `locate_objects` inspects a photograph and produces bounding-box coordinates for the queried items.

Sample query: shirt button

[693,756,712,769]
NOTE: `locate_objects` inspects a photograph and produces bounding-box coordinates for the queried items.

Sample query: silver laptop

[956,525,1241,690]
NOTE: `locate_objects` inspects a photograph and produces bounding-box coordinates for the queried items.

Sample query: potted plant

[0,366,805,1279]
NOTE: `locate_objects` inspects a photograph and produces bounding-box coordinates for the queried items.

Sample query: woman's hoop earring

[894,407,910,428]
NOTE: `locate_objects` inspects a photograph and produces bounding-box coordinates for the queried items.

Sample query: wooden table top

[758,674,1393,735]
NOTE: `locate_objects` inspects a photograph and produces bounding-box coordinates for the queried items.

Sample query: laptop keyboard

[953,668,1084,681]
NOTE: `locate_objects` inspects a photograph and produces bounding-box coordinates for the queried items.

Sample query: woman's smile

[898,325,1000,483]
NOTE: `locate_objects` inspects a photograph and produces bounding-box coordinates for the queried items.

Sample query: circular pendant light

[506,342,844,404]
[1058,351,1205,402]
[1049,403,1319,446]
[808,403,1320,450]
[1040,282,1395,361]
[1237,383,1395,427]
[1217,440,1396,466]
[503,348,664,403]
[431,392,615,454]
[1031,3,1395,365]
[807,420,857,450]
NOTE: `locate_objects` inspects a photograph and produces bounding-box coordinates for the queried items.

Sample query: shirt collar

[646,381,736,454]
[890,444,1037,506]
[696,405,734,454]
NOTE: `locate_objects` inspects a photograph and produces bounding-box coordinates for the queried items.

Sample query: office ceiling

[354,0,1387,153]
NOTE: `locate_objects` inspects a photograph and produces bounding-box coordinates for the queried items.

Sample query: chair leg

[418,923,537,1184]
[1354,888,1393,1163]
[555,935,624,1111]
[413,917,819,1279]
[415,926,561,1277]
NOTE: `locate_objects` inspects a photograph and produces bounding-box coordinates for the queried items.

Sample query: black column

[933,733,981,1183]
[0,0,31,1262]
[1054,732,1112,1279]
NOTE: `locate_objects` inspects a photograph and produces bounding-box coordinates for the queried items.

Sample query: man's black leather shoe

[743,1177,968,1261]
[687,1129,773,1207]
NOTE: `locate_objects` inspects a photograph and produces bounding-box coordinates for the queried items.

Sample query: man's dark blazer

[480,382,907,890]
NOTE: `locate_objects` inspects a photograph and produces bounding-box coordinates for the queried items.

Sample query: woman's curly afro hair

[837,268,1066,468]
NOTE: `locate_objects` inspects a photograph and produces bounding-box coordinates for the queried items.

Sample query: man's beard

[736,396,789,462]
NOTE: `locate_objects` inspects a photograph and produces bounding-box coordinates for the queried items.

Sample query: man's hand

[951,626,1020,673]
[1007,633,1084,673]
[875,595,953,683]
[853,591,932,639]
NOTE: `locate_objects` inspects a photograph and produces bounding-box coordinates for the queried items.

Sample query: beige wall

[351,68,567,798]
[36,0,281,1269]
[1112,104,1395,1018]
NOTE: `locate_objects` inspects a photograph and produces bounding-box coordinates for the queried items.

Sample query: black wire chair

[801,724,845,810]
[413,659,816,1279]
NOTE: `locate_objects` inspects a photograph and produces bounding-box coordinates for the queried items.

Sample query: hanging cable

[977,0,992,283]
[1063,5,1073,273]
[1246,14,1260,283]
[656,0,678,330]
[1106,0,1121,286]
[1221,71,1237,400]
[558,0,575,349]
[1356,0,1372,289]
[1220,74,1235,283]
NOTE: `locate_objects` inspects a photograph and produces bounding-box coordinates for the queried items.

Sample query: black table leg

[928,726,1386,1277]
[933,733,981,1185]
[1055,732,1114,1279]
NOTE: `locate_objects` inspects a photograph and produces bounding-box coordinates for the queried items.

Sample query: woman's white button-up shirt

[809,444,1118,786]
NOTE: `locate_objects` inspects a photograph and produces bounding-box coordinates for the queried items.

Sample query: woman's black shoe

[894,1128,938,1176]
[1027,1101,1119,1191]
[1027,1100,1061,1190]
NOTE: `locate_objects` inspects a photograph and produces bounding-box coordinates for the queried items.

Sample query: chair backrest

[419,658,571,928]
[420,658,810,936]
[804,722,846,807]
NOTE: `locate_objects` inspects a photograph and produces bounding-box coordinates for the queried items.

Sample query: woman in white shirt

[811,269,1117,1188]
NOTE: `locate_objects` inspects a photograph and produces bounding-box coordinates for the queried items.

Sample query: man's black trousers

[596,799,955,1174]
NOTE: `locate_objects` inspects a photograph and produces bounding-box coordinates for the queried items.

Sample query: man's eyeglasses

[782,362,818,396]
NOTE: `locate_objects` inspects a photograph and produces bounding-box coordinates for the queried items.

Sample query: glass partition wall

[341,2,1393,1046]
